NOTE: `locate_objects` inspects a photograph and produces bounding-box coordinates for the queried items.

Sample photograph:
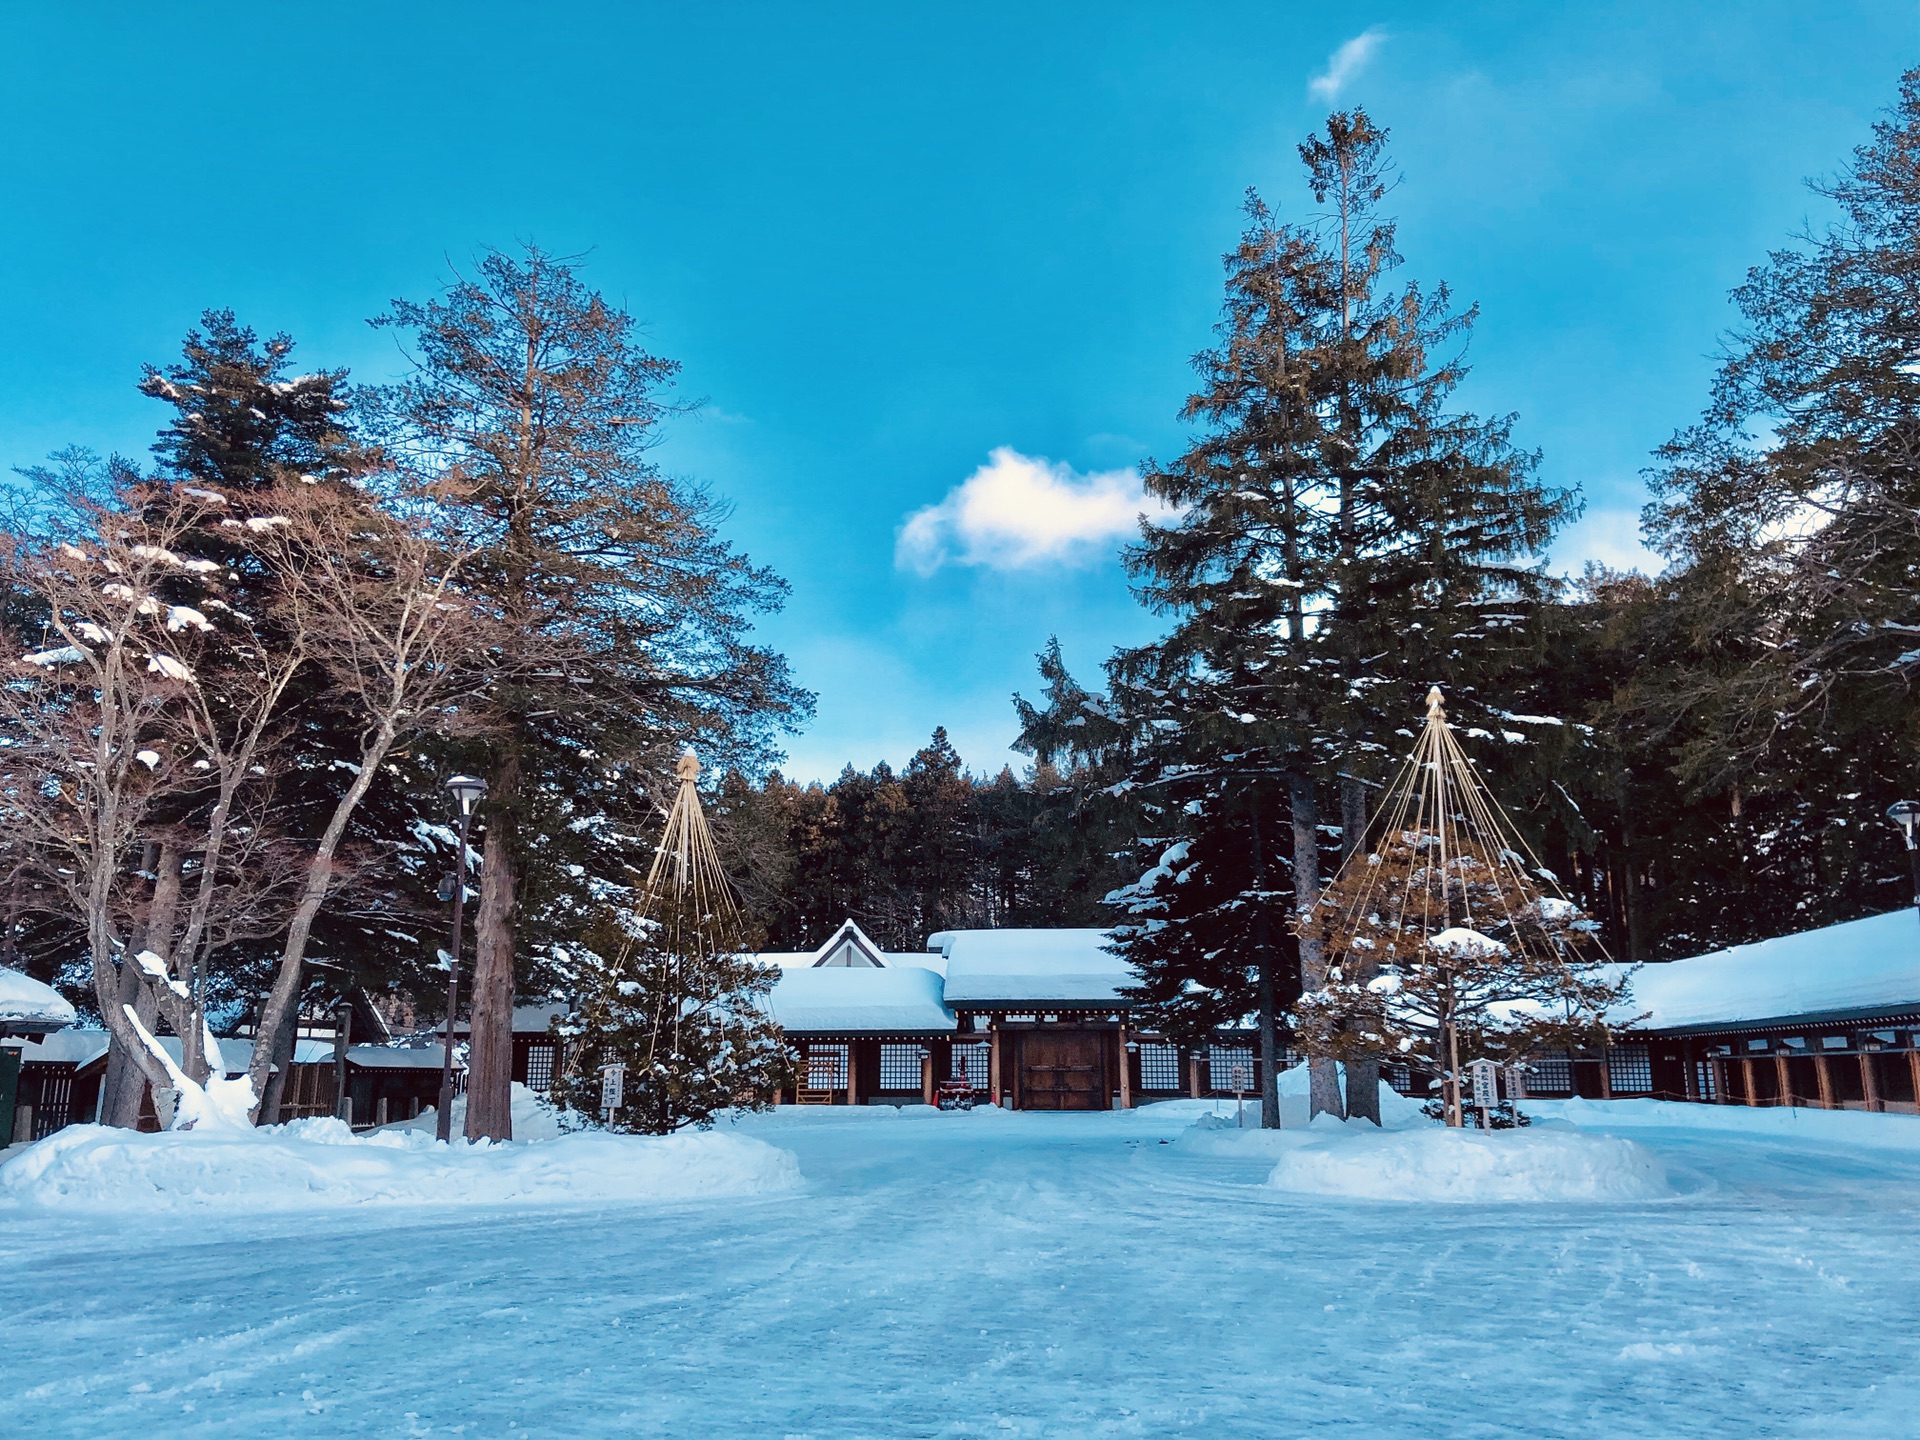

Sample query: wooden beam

[989,1024,1002,1108]
[1814,1053,1836,1109]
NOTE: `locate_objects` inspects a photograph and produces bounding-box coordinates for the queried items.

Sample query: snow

[765,964,956,1033]
[0,969,75,1031]
[1429,925,1508,958]
[1629,907,1920,1030]
[5,1091,1920,1434]
[0,1117,799,1212]
[934,926,1134,1004]
[145,652,194,682]
[1266,1123,1670,1202]
[20,644,86,666]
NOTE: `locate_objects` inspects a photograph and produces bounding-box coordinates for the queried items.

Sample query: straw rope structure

[1299,687,1616,1127]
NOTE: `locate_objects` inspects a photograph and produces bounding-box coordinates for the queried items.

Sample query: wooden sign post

[600,1062,626,1128]
[1470,1058,1498,1130]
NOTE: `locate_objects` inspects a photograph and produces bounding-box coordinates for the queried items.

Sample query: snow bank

[1266,1124,1670,1203]
[382,1081,572,1142]
[0,1119,801,1211]
[1539,1095,1920,1152]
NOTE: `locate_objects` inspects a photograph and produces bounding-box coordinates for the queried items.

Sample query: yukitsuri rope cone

[644,749,740,937]
[1294,688,1622,1128]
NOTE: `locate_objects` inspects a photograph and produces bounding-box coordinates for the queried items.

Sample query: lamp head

[446,773,488,816]
[1888,799,1920,846]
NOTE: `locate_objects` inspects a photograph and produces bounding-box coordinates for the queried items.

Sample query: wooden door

[1017,1030,1108,1110]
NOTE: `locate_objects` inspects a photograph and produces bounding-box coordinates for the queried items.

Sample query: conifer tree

[1645,67,1920,930]
[1110,110,1572,1126]
[369,247,810,1140]
[1293,689,1624,1127]
[555,752,790,1133]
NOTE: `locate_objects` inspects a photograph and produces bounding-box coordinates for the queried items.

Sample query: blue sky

[2,4,1915,780]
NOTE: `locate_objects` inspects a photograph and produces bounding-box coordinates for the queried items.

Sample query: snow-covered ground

[5,1094,1920,1437]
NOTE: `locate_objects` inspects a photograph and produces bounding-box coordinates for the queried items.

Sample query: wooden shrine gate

[1013,1028,1109,1110]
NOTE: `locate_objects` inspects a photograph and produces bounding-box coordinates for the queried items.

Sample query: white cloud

[1308,28,1387,102]
[896,447,1167,575]
[1551,507,1663,577]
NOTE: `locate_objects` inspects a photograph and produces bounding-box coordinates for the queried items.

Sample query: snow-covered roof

[1629,909,1920,1032]
[931,928,1135,1007]
[9,1029,110,1067]
[765,965,956,1034]
[433,1002,568,1037]
[755,920,942,974]
[0,968,77,1035]
[6,1030,333,1073]
[347,1044,454,1070]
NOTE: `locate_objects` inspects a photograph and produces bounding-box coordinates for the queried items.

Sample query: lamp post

[1888,800,1920,931]
[437,773,488,1142]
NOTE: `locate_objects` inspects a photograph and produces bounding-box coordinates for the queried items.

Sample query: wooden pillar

[1775,1054,1792,1106]
[1598,1053,1613,1101]
[1861,1051,1881,1112]
[989,1024,1002,1108]
[1711,1058,1727,1105]
[1117,1025,1131,1110]
[1742,1057,1758,1106]
[1814,1053,1836,1109]
[1908,1047,1920,1110]
[846,1043,857,1107]
[921,1051,935,1107]
[1188,1053,1203,1099]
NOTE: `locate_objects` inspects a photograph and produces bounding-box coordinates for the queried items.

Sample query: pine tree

[1643,68,1920,931]
[555,753,790,1133]
[1109,110,1571,1126]
[369,246,811,1140]
[1294,690,1624,1127]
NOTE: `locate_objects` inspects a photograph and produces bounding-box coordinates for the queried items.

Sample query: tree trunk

[466,759,520,1142]
[100,965,159,1128]
[101,842,183,1129]
[1335,773,1380,1123]
[1248,803,1282,1128]
[1288,771,1344,1120]
[258,1002,299,1125]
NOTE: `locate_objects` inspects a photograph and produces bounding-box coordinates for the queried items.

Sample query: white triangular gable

[810,918,888,968]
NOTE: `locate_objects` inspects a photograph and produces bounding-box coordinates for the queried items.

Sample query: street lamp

[437,774,488,1142]
[1887,800,1920,930]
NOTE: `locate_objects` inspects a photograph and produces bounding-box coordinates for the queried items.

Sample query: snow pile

[1266,1123,1670,1203]
[382,1081,572,1141]
[0,1117,801,1211]
[0,969,76,1030]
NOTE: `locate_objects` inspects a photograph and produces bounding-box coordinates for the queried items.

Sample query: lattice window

[951,1044,988,1089]
[1384,1064,1415,1095]
[524,1042,556,1094]
[1138,1043,1181,1091]
[805,1044,849,1090]
[1608,1045,1653,1094]
[1208,1045,1255,1093]
[1526,1056,1574,1095]
[1693,1060,1718,1101]
[880,1044,925,1090]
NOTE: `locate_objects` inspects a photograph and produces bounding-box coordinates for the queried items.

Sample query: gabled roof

[808,918,889,968]
[1629,909,1920,1033]
[930,928,1135,1007]
[766,965,956,1035]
